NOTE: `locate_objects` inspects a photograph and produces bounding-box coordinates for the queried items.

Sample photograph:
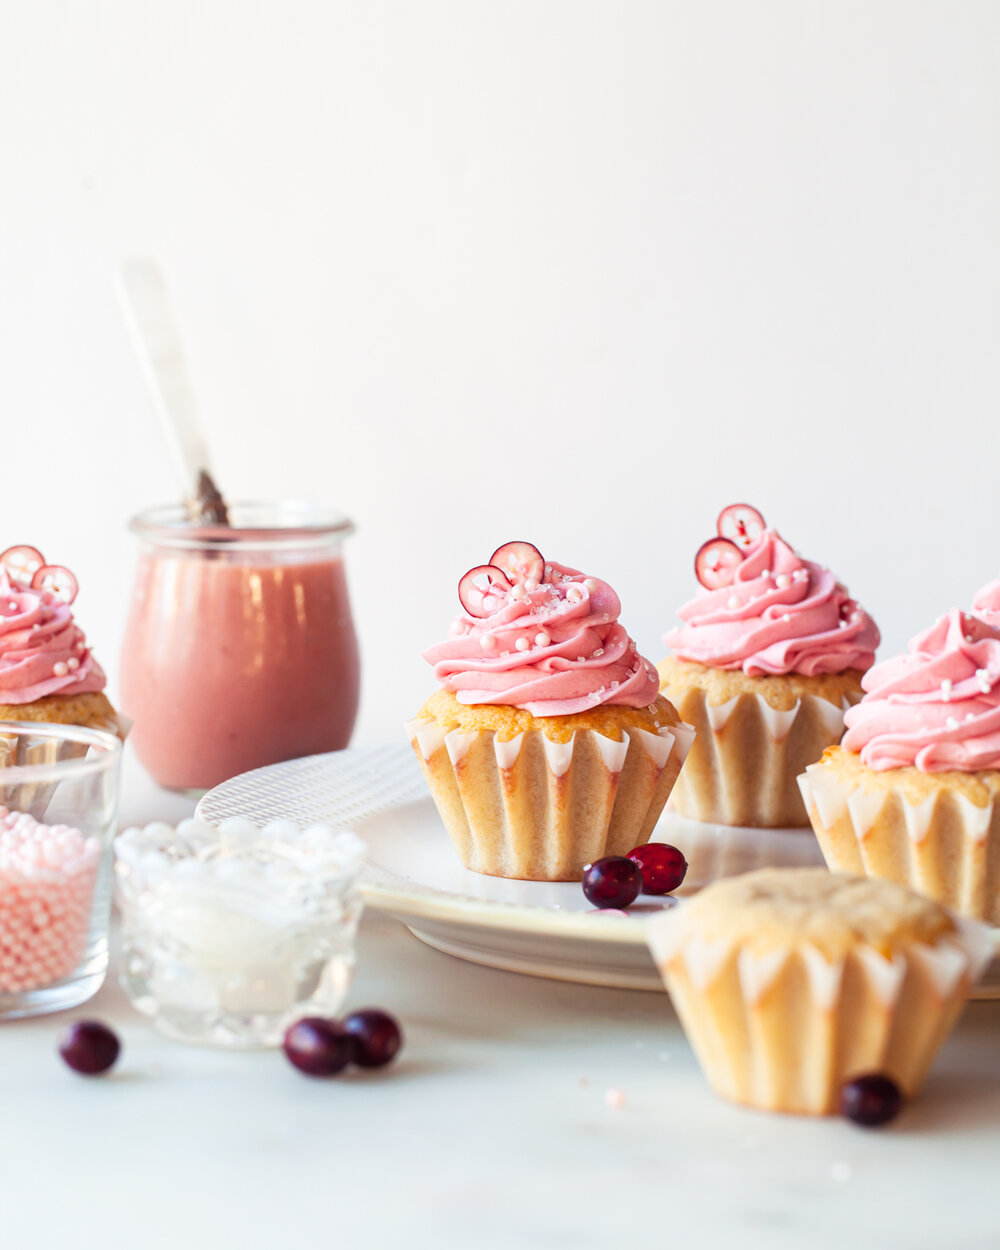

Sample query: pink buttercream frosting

[424,560,660,717]
[0,570,105,704]
[972,578,1000,622]
[843,600,1000,773]
[664,529,879,677]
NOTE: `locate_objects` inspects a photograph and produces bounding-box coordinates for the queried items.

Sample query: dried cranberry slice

[31,565,79,604]
[716,503,766,549]
[489,541,545,586]
[694,538,743,590]
[0,545,45,585]
[457,565,512,617]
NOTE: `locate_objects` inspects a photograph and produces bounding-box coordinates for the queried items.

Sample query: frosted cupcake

[658,505,879,827]
[408,542,694,880]
[647,867,992,1116]
[0,546,123,739]
[800,592,1000,924]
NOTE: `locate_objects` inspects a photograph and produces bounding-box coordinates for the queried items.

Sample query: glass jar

[120,502,360,792]
[115,816,365,1047]
[0,723,122,1019]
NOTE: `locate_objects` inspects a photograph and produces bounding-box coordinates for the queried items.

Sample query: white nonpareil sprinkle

[535,632,550,647]
[941,678,953,700]
[977,668,992,691]
[481,634,497,650]
[576,656,585,663]
[584,578,597,591]
[946,716,959,730]
[775,573,791,588]
[727,595,741,609]
[594,648,604,657]
[567,586,584,603]
[53,662,68,677]
[839,621,848,629]
[515,638,530,651]
[967,713,976,722]
[782,614,791,623]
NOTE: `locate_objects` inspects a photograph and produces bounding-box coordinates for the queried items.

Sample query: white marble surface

[1,750,999,1250]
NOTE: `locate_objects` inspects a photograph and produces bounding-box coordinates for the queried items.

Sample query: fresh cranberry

[840,1074,903,1127]
[283,1017,354,1077]
[343,1009,403,1069]
[58,1020,120,1075]
[581,857,642,909]
[627,843,688,895]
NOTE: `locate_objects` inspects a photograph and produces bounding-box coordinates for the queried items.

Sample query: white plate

[197,745,1000,996]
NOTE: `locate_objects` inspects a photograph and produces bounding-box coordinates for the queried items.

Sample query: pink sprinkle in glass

[0,723,122,1019]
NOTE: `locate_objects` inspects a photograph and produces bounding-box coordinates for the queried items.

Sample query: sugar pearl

[480,634,497,650]
[584,578,597,591]
[782,614,791,623]
[53,662,68,677]
[727,595,740,609]
[535,632,550,647]
[946,716,958,730]
[511,584,526,600]
[775,574,791,589]
[941,678,953,700]
[567,586,584,603]
[67,658,79,671]
[524,578,539,592]
[515,638,530,651]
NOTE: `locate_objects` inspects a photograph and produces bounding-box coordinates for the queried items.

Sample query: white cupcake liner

[647,906,994,1114]
[407,716,695,881]
[799,764,1000,925]
[663,687,854,828]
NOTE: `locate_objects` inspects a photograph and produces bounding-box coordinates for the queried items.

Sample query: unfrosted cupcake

[658,505,879,827]
[0,545,124,739]
[800,591,1000,924]
[407,542,694,881]
[647,867,992,1116]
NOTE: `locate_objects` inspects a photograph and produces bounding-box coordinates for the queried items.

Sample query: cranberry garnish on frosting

[694,538,743,590]
[0,546,105,703]
[667,508,879,677]
[716,503,766,549]
[428,543,660,716]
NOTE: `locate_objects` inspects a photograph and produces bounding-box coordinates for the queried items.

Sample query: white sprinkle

[53,662,68,677]
[499,651,510,659]
[967,713,976,722]
[481,634,497,650]
[67,657,79,671]
[727,595,741,609]
[584,578,597,591]
[515,637,530,651]
[576,656,586,663]
[782,614,791,623]
[7,602,16,611]
[594,648,604,657]
[604,1088,626,1110]
[511,584,526,600]
[946,716,958,730]
[941,678,953,701]
[776,573,791,589]
[602,613,610,622]
[839,620,848,629]
[966,635,974,644]
[524,578,539,592]
[449,620,464,636]
[535,631,550,647]
[567,586,584,603]
[761,570,772,580]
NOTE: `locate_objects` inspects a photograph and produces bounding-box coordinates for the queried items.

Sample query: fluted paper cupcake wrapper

[647,909,994,1115]
[799,765,1000,925]
[663,689,852,828]
[406,717,695,881]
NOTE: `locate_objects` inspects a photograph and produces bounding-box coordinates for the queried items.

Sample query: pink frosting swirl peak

[664,528,879,677]
[424,557,659,716]
[843,598,1000,772]
[0,569,105,704]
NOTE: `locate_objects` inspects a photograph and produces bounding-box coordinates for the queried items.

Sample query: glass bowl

[115,816,365,1047]
[0,722,122,1019]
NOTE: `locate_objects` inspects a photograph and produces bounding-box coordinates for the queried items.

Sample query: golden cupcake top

[657,654,865,712]
[658,867,955,961]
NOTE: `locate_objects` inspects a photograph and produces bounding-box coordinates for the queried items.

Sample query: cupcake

[0,545,124,739]
[658,504,879,827]
[407,541,694,881]
[647,867,993,1115]
[800,594,1000,924]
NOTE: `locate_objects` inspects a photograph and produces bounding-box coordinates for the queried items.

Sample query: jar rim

[128,501,356,551]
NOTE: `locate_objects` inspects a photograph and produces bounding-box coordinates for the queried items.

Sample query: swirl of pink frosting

[0,570,105,704]
[424,560,660,717]
[664,529,879,677]
[972,578,1000,622]
[843,600,1000,772]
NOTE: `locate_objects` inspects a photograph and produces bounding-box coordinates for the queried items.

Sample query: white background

[3,0,1000,744]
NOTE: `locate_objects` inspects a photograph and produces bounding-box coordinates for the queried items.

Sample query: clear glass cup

[115,816,365,1047]
[120,502,360,793]
[0,723,122,1019]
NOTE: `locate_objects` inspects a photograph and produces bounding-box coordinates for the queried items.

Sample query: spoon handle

[116,257,212,497]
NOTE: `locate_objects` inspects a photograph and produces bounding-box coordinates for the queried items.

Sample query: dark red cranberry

[840,1074,903,1127]
[283,1017,354,1077]
[581,856,642,909]
[343,1009,403,1069]
[627,843,688,895]
[58,1020,120,1075]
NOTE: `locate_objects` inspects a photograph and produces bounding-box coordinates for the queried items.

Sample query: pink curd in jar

[120,506,360,791]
